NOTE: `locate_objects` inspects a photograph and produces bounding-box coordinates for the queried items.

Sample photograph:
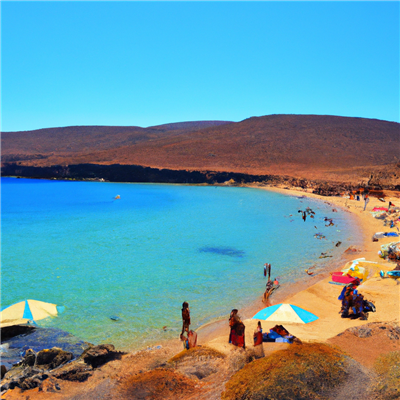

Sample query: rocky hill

[2,115,399,188]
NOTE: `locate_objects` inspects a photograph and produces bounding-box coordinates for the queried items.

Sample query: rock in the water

[36,347,73,369]
[22,349,36,367]
[0,324,36,342]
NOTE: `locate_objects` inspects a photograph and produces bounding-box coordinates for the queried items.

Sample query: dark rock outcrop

[52,362,93,382]
[22,349,36,367]
[3,162,396,194]
[0,365,7,380]
[82,344,122,368]
[36,348,74,370]
[0,324,36,342]
[0,344,124,393]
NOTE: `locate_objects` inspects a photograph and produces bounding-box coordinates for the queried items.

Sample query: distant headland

[2,114,399,192]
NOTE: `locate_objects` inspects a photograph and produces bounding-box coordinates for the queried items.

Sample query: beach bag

[270,325,289,336]
[363,300,376,313]
[253,331,263,346]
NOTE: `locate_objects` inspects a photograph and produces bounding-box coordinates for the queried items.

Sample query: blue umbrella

[252,303,318,324]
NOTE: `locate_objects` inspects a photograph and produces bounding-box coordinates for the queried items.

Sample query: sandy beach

[198,187,399,354]
[2,186,400,399]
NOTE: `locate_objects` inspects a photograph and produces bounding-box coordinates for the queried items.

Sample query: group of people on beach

[179,301,246,349]
[343,189,370,211]
[179,262,280,349]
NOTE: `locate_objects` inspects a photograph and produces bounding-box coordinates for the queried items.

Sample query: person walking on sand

[180,301,190,340]
[363,194,370,211]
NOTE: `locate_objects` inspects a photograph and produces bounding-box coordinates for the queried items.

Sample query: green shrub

[222,343,347,400]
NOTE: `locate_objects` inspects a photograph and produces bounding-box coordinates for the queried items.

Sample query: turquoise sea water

[1,178,359,350]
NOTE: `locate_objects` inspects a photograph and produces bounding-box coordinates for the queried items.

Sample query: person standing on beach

[229,309,245,348]
[180,301,190,340]
[264,263,271,279]
[363,194,370,211]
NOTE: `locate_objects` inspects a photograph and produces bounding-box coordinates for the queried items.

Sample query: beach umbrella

[0,299,58,327]
[252,303,318,324]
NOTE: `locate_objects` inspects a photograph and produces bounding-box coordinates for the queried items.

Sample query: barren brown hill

[2,115,399,184]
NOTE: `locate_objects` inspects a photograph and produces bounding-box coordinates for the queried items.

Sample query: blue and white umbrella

[0,299,58,327]
[252,303,318,324]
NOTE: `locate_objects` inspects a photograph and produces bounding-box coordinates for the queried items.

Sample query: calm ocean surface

[1,178,359,350]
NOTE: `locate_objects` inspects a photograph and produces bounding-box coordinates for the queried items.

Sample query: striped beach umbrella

[0,299,58,327]
[252,303,318,324]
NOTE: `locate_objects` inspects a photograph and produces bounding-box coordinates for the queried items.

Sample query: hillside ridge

[2,114,399,186]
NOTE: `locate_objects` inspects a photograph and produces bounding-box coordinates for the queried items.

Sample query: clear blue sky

[1,1,399,132]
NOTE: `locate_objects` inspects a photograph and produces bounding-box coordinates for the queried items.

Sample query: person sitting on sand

[266,278,273,291]
[305,268,314,276]
[180,301,190,340]
[273,277,279,286]
[263,279,275,301]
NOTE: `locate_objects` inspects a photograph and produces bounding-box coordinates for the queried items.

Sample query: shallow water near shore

[1,178,360,351]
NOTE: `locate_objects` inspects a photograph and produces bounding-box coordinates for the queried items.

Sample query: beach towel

[372,207,388,212]
[267,330,282,340]
[331,272,359,284]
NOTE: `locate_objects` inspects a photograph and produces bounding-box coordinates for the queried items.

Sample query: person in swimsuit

[180,301,190,340]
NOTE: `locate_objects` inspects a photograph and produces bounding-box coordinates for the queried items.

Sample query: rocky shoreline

[1,344,124,393]
[2,162,399,195]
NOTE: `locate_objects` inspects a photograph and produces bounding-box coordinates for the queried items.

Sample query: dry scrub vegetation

[118,368,198,399]
[169,346,226,363]
[372,351,400,399]
[221,343,348,400]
